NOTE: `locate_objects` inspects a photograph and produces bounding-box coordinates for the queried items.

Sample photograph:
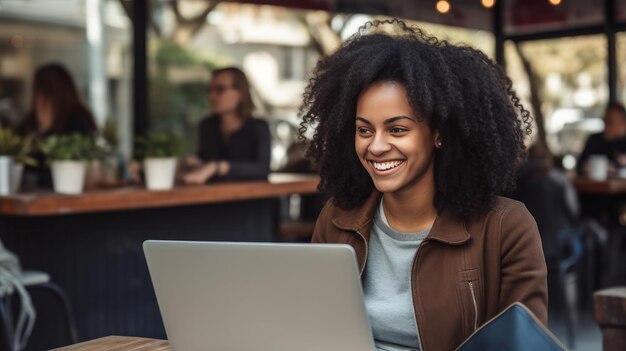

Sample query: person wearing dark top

[513,144,580,259]
[17,63,97,187]
[183,67,271,183]
[577,102,626,176]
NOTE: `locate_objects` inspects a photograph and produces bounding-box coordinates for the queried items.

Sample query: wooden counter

[574,178,626,195]
[0,173,321,349]
[0,173,319,216]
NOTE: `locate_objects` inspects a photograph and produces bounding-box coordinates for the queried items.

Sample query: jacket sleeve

[498,201,548,325]
[576,134,593,175]
[197,117,211,160]
[227,120,271,179]
[311,200,333,244]
[197,115,219,162]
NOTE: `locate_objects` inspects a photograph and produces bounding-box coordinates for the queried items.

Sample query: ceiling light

[482,0,495,8]
[436,0,451,14]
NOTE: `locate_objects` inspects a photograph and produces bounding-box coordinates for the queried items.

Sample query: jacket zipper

[355,229,368,276]
[410,240,428,351]
[331,221,370,276]
[468,281,478,331]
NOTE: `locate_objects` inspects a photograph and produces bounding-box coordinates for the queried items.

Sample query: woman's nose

[368,134,392,155]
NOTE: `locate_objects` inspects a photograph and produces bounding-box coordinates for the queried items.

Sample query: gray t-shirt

[363,200,429,351]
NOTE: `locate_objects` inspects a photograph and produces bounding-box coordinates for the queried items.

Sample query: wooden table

[52,336,169,351]
[573,178,626,227]
[574,179,626,304]
[574,178,626,195]
[593,287,626,351]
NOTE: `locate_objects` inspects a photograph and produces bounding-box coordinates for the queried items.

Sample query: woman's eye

[390,127,407,133]
[357,127,372,135]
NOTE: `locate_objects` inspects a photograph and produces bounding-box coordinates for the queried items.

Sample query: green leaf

[0,127,38,165]
[41,133,104,162]
[134,131,186,159]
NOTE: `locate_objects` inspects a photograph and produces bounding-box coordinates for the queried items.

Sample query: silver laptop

[143,240,375,351]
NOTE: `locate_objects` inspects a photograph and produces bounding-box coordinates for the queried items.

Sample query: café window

[505,35,608,161]
[617,32,626,103]
[505,0,604,34]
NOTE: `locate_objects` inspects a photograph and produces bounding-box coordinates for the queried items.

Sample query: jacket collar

[331,191,471,245]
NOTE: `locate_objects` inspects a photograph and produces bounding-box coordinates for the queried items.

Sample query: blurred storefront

[2,0,626,169]
[0,0,133,156]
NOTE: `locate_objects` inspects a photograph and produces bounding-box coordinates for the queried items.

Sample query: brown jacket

[312,192,548,351]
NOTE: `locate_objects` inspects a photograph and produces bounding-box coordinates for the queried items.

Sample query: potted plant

[135,132,185,191]
[41,133,101,195]
[0,127,36,195]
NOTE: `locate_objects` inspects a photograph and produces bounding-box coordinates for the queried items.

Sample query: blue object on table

[456,303,566,351]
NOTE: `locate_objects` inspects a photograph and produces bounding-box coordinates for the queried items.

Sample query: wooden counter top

[0,173,319,216]
[574,178,626,194]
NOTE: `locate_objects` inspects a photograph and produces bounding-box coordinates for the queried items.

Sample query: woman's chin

[372,178,403,194]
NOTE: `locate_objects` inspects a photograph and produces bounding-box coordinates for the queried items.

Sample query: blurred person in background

[577,102,626,177]
[514,144,581,261]
[17,63,97,187]
[18,63,97,137]
[183,67,270,183]
[514,143,608,316]
[17,63,97,186]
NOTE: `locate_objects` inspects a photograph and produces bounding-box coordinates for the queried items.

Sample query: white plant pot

[144,157,177,191]
[0,156,13,195]
[51,160,87,195]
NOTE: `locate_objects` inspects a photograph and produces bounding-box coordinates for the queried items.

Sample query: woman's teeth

[372,160,404,171]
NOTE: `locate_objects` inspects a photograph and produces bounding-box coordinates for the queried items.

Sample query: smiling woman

[299,19,547,351]
[355,82,439,233]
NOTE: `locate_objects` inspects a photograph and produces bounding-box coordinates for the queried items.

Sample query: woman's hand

[183,162,218,184]
[127,161,142,184]
[184,156,203,170]
[616,153,626,167]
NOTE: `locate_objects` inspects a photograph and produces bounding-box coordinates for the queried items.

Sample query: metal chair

[0,270,78,350]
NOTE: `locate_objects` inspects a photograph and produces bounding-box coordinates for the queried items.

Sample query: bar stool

[0,270,78,350]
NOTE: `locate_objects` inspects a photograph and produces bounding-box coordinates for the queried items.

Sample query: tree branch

[168,0,218,45]
[515,42,550,153]
[119,0,133,21]
[298,12,341,56]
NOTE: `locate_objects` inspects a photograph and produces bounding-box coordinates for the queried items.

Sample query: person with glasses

[183,67,271,183]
